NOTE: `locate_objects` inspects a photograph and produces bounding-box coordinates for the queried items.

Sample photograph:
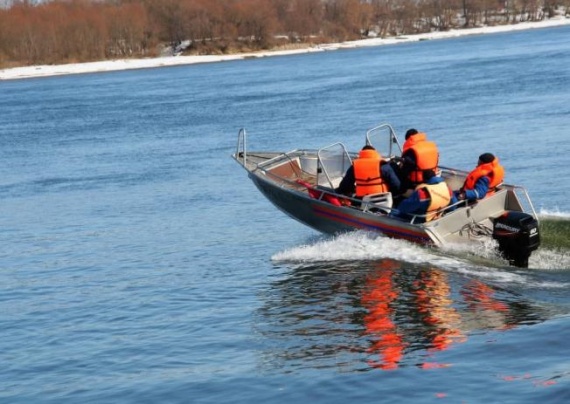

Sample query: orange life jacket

[403,133,439,185]
[354,149,388,197]
[416,181,452,222]
[403,132,427,152]
[462,157,505,196]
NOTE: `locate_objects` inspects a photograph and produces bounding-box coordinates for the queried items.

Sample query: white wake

[271,231,569,287]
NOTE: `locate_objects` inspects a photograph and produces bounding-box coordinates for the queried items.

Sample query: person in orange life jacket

[391,169,457,223]
[336,145,401,197]
[456,153,505,202]
[397,129,440,192]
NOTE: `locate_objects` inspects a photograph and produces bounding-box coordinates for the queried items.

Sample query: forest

[0,0,568,68]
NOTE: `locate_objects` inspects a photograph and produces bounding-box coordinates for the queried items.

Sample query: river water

[1,25,569,403]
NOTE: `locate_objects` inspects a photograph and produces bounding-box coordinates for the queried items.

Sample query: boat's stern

[424,186,540,267]
[492,211,540,267]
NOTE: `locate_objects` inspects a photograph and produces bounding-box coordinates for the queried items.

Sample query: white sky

[1,17,569,81]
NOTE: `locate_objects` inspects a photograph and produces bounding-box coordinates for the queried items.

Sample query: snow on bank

[1,17,569,81]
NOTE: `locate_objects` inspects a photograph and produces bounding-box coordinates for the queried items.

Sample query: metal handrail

[407,186,539,225]
[255,149,308,171]
[438,165,470,177]
[236,128,247,166]
[512,185,539,223]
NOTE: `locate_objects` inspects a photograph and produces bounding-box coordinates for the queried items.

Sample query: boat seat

[362,192,393,213]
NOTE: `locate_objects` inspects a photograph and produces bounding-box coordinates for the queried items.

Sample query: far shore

[1,17,569,81]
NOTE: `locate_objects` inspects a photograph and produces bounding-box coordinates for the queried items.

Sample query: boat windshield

[366,123,402,158]
[317,143,352,189]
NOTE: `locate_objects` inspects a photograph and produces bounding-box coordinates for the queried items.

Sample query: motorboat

[232,123,540,267]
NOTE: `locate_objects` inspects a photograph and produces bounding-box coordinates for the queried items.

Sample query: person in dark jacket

[336,145,401,197]
[391,169,457,223]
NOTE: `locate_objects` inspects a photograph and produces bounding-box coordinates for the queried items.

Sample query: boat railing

[254,150,324,190]
[510,185,539,222]
[406,185,539,225]
[405,199,468,225]
[235,128,247,166]
[235,129,311,179]
[438,165,470,177]
[444,181,539,223]
[256,150,303,169]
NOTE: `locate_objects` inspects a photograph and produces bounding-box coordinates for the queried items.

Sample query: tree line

[1,0,568,68]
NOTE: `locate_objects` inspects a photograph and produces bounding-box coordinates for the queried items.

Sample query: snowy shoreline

[1,17,569,81]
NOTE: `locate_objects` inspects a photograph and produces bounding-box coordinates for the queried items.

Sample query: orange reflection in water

[461,279,512,329]
[413,269,466,354]
[361,260,406,370]
[361,261,516,371]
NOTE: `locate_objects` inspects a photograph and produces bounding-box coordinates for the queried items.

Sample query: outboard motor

[492,211,540,268]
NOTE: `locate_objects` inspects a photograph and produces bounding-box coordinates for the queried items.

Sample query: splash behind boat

[232,123,540,267]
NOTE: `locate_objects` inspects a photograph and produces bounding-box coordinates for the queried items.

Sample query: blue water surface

[1,25,569,403]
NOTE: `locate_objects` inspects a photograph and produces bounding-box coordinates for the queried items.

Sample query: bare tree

[230,0,279,48]
[288,0,324,40]
[0,0,567,69]
[147,0,188,47]
[105,3,149,57]
[419,0,457,31]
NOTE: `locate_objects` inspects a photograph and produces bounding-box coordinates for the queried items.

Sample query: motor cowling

[492,211,540,268]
